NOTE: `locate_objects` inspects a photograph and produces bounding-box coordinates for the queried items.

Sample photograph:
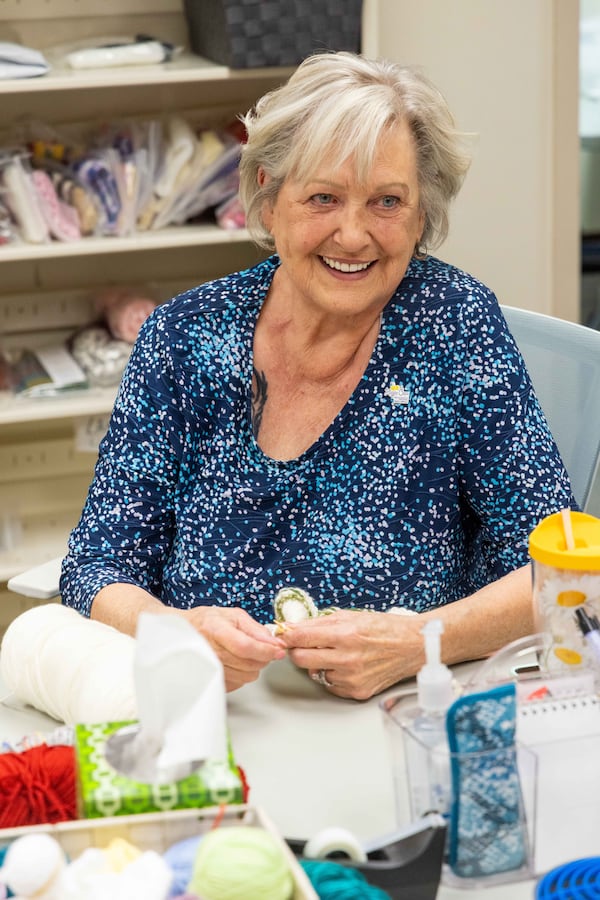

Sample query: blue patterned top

[60,254,574,623]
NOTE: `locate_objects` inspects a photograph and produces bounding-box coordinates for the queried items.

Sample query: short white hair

[239,51,472,252]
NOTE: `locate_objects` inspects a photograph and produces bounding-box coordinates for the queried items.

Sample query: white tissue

[109,613,228,784]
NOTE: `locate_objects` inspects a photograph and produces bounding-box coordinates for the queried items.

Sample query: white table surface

[0,656,536,900]
[228,657,536,900]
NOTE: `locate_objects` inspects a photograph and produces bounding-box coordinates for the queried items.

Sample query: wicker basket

[0,805,318,900]
[183,0,363,69]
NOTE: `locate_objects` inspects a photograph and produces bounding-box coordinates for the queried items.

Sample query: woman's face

[262,122,425,322]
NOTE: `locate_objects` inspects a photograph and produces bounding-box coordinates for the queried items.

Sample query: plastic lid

[528,511,600,570]
[417,620,454,712]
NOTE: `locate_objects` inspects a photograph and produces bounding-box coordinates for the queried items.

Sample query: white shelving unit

[0,1,291,604]
[0,225,255,264]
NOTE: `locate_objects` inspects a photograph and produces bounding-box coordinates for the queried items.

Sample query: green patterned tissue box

[74,721,245,819]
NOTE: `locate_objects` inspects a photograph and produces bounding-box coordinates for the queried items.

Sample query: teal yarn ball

[301,859,392,899]
[188,826,294,900]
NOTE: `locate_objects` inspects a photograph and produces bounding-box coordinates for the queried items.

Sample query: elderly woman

[60,51,574,699]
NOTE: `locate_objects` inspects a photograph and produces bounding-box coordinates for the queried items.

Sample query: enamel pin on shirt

[386,382,410,406]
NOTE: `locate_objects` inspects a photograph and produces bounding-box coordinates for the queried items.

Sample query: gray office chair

[501,305,600,516]
[7,306,600,601]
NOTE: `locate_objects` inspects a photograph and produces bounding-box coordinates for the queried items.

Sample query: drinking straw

[560,508,576,551]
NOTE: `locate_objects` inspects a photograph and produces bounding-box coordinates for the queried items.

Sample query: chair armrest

[7,556,62,599]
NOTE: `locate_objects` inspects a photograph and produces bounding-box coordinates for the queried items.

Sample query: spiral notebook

[517,694,600,874]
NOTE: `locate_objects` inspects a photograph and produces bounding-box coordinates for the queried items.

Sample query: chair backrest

[502,305,600,513]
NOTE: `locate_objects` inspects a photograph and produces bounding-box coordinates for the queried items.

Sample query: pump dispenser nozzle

[417,619,454,713]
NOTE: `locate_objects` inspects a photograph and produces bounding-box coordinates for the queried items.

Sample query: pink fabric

[31,169,81,242]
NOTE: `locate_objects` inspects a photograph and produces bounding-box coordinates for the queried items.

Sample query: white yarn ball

[0,604,137,724]
[0,833,65,896]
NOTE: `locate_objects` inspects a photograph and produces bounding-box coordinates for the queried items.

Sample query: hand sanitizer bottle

[402,619,454,820]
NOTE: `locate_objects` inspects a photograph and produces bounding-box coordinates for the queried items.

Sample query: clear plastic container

[380,691,450,826]
[380,689,537,889]
[380,620,454,823]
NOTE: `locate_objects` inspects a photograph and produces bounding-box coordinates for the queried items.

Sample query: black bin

[183,0,363,69]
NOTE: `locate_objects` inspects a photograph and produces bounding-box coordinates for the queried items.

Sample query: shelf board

[0,52,293,94]
[0,224,252,262]
[0,386,117,426]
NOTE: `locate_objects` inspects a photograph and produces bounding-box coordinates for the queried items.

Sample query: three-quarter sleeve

[60,307,186,616]
[455,299,574,586]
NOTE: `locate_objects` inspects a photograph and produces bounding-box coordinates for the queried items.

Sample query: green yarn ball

[188,826,294,900]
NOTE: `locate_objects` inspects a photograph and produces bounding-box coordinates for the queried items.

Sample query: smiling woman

[251,125,425,460]
[59,52,576,701]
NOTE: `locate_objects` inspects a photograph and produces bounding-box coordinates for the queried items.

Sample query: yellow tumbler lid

[529,511,600,570]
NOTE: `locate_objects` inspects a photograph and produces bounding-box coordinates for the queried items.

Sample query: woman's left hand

[280,609,424,700]
[279,566,535,700]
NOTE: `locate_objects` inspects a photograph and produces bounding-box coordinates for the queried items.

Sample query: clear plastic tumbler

[529,510,600,674]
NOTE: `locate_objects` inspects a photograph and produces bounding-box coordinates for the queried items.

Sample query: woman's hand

[280,565,534,700]
[91,583,287,693]
[181,606,287,692]
[281,609,425,700]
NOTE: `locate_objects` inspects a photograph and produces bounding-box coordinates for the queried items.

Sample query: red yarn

[0,744,78,828]
[237,764,250,802]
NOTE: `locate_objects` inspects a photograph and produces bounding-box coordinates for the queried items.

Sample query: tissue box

[74,721,245,819]
[183,0,363,69]
[0,805,318,900]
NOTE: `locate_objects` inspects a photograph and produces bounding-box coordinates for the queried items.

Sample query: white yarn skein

[0,833,66,898]
[0,604,137,724]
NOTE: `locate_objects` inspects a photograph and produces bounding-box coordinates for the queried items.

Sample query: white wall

[363,0,580,321]
[582,0,600,17]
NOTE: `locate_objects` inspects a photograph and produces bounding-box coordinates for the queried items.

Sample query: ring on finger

[312,668,333,688]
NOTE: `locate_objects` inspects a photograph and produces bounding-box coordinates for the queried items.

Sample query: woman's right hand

[91,583,287,692]
[181,606,287,691]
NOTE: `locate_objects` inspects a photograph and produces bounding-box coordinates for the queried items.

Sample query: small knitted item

[273,587,319,624]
